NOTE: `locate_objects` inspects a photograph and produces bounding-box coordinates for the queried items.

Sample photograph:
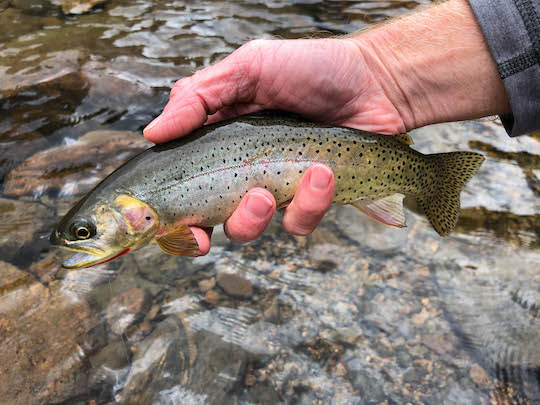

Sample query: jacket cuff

[468,0,540,136]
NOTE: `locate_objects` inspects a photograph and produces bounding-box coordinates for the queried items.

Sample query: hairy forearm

[349,0,511,131]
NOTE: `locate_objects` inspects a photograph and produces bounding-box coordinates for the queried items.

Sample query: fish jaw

[61,247,131,269]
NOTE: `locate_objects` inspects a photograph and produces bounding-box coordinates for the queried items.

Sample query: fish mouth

[62,249,131,269]
[60,244,130,269]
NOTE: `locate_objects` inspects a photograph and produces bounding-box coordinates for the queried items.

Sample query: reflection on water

[0,1,538,404]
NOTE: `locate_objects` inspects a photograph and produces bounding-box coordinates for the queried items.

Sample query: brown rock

[0,280,102,404]
[202,290,220,306]
[469,363,492,386]
[198,278,216,293]
[4,130,151,197]
[51,0,109,14]
[0,198,51,260]
[29,252,62,283]
[0,260,31,295]
[217,271,253,298]
[105,288,152,335]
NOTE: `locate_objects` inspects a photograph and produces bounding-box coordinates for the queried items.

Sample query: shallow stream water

[0,1,539,404]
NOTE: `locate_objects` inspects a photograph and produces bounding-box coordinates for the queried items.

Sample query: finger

[224,188,276,244]
[205,103,263,126]
[189,226,213,257]
[282,164,334,236]
[143,42,263,143]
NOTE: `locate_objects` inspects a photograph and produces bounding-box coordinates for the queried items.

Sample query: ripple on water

[0,1,538,404]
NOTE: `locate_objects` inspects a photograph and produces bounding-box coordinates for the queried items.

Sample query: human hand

[143,38,406,255]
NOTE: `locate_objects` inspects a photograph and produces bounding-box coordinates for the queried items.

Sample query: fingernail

[145,113,163,132]
[246,192,273,219]
[310,165,332,190]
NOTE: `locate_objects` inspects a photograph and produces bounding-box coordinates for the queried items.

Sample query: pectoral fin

[156,225,199,256]
[352,194,406,228]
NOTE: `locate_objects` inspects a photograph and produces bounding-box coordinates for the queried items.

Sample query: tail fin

[417,152,484,237]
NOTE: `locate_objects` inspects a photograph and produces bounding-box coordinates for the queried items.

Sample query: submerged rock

[51,0,108,15]
[0,260,31,295]
[105,287,152,335]
[216,269,254,298]
[0,279,103,405]
[4,130,151,197]
[0,198,51,261]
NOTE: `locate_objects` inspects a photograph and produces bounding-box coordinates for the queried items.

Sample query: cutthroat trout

[50,113,484,268]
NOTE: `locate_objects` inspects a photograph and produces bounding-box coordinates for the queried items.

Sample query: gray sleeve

[468,0,540,136]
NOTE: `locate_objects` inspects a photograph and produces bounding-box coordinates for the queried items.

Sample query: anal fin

[156,225,199,256]
[352,194,406,228]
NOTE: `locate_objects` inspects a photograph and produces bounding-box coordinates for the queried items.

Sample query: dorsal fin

[156,225,199,256]
[394,133,413,145]
[352,194,406,228]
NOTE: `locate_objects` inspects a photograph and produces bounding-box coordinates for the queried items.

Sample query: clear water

[0,1,538,404]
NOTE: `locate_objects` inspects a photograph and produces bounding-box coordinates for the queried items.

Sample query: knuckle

[295,200,328,218]
[283,219,315,236]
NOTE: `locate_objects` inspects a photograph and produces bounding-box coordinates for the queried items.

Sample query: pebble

[198,278,215,293]
[469,363,491,386]
[202,290,220,306]
[216,271,253,298]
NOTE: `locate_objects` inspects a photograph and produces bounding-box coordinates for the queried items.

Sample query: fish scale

[51,112,485,268]
[129,115,426,227]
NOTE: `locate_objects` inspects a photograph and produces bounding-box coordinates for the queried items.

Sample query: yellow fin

[156,225,199,256]
[352,194,406,228]
[394,133,413,145]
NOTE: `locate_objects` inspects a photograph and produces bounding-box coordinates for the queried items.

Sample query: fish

[50,112,484,268]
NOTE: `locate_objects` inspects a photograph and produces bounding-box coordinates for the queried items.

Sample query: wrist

[348,0,511,131]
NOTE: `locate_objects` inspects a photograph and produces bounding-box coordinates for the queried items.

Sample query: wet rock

[105,287,151,335]
[202,290,220,306]
[198,278,215,293]
[117,315,248,404]
[469,363,491,387]
[0,7,43,42]
[4,130,151,197]
[28,251,62,283]
[135,244,225,286]
[0,198,51,261]
[217,270,254,298]
[0,280,103,405]
[88,339,131,390]
[51,0,108,15]
[10,0,55,15]
[0,260,31,295]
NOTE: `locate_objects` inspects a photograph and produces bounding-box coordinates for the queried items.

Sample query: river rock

[0,260,31,295]
[51,0,108,14]
[117,314,249,404]
[3,130,151,197]
[217,270,254,298]
[0,198,51,261]
[105,288,152,335]
[198,278,215,293]
[0,278,103,405]
[202,289,220,306]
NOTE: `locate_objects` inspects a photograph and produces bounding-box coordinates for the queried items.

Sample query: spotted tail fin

[417,152,484,236]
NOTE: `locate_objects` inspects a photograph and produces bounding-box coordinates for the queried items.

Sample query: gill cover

[61,195,160,269]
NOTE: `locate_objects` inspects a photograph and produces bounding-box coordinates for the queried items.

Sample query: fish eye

[70,219,95,240]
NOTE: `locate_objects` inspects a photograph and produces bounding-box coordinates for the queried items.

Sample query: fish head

[50,194,159,269]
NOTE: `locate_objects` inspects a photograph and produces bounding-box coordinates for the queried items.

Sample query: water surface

[0,1,538,404]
